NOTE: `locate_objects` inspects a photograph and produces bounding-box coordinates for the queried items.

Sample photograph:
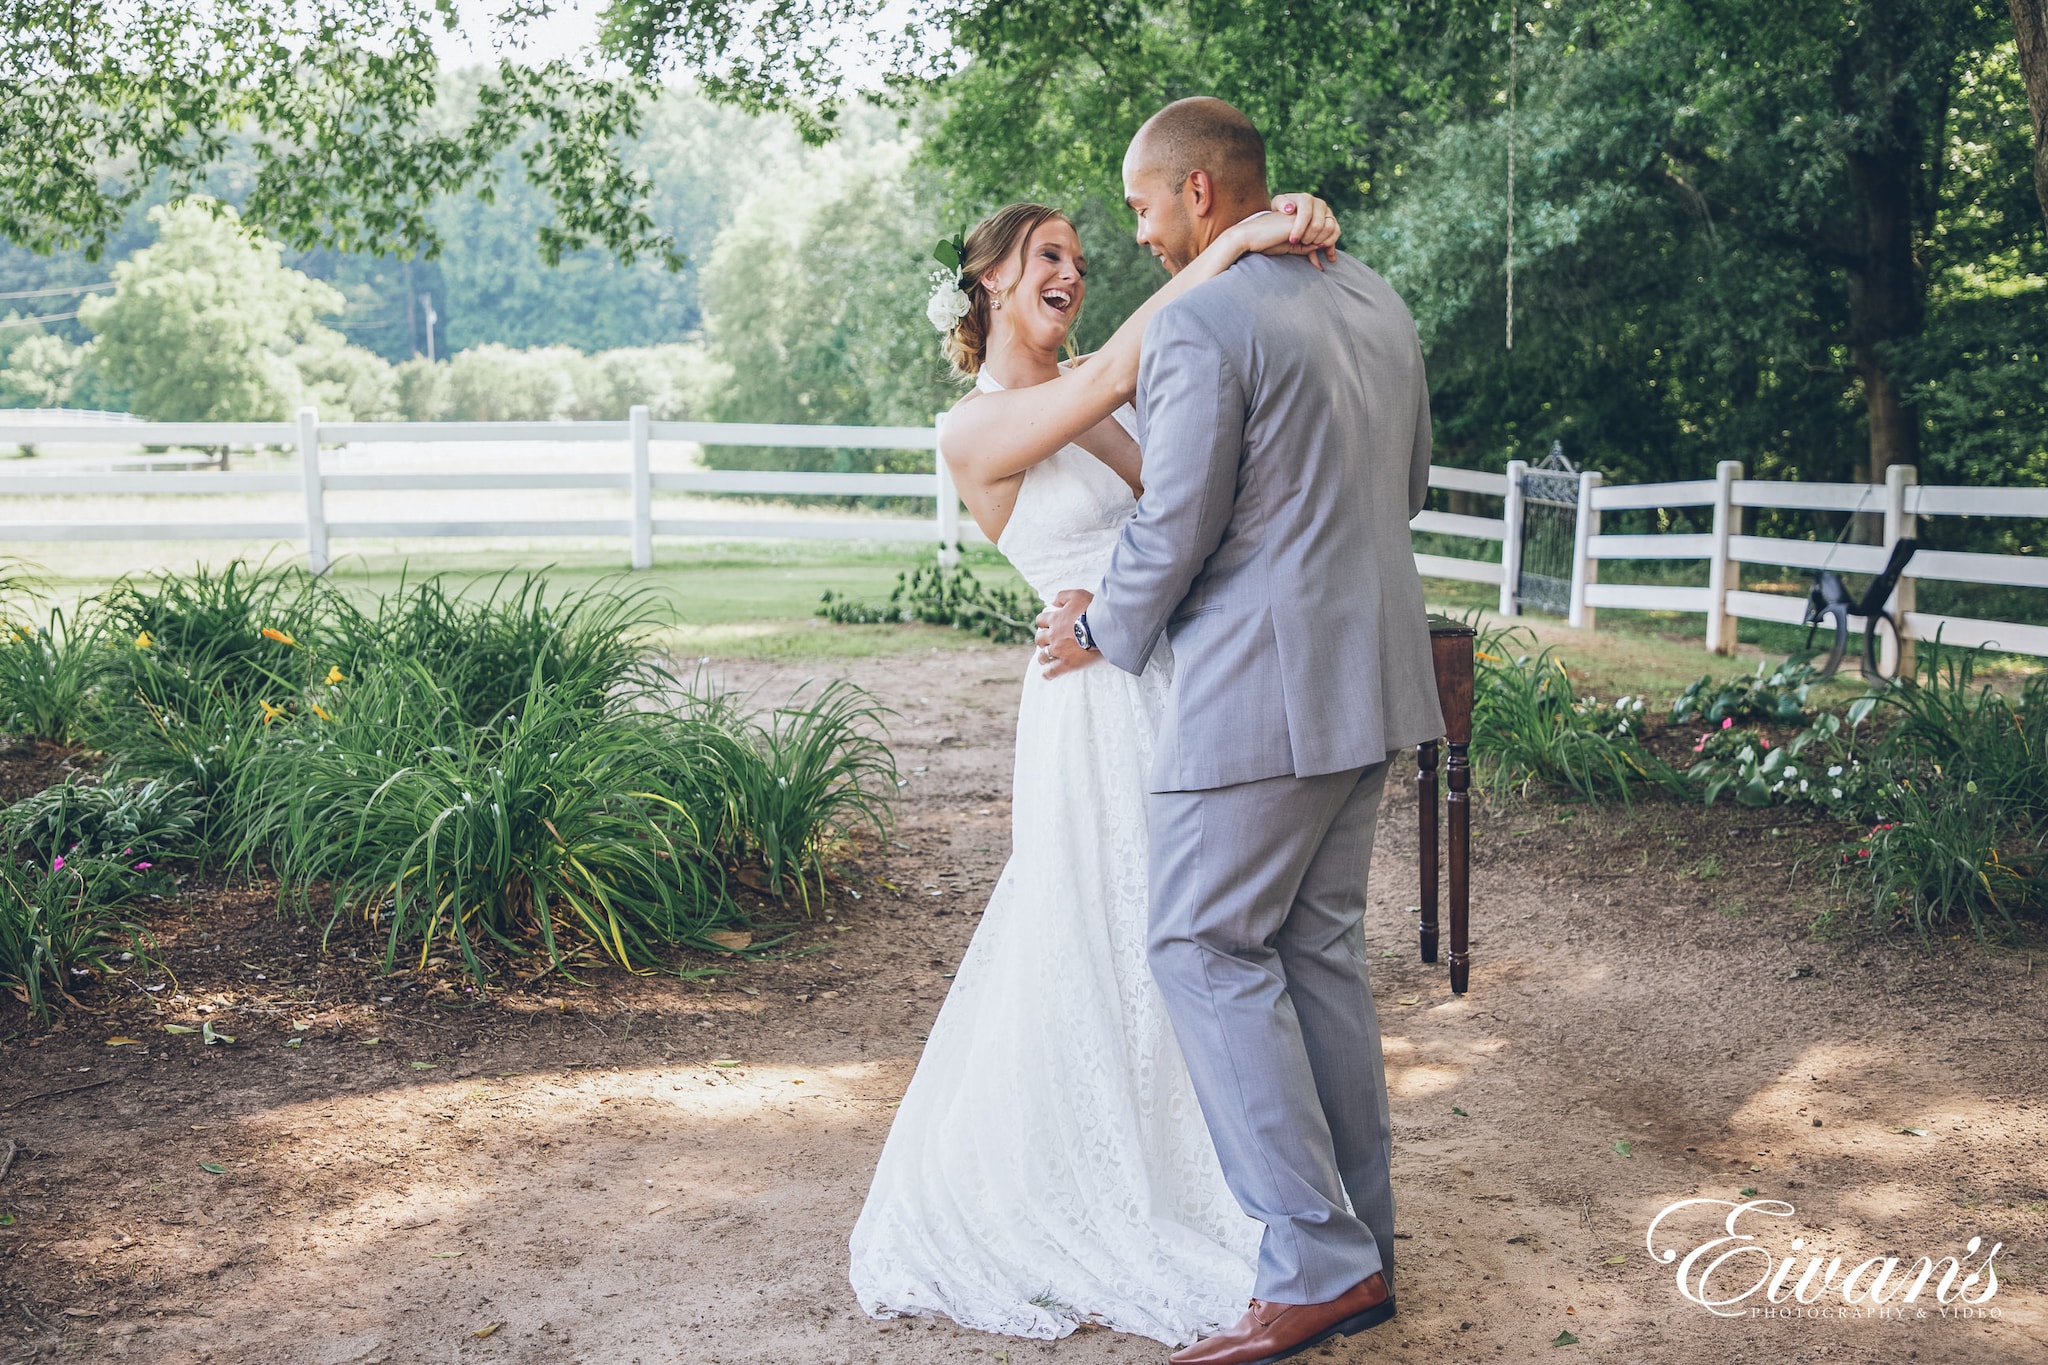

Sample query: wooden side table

[1417,616,1475,994]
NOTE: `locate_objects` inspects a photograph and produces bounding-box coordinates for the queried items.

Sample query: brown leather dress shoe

[1167,1272,1395,1365]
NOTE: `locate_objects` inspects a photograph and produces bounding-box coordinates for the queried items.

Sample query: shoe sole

[1234,1296,1397,1365]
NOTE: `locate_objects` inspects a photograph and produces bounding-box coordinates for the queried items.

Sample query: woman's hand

[1229,193,1342,267]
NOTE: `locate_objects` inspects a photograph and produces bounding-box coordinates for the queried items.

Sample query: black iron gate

[1517,442,1579,616]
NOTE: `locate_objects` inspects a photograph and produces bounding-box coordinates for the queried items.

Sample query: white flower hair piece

[925,227,972,334]
[926,268,971,334]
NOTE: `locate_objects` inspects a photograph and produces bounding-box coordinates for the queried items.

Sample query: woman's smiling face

[986,218,1087,354]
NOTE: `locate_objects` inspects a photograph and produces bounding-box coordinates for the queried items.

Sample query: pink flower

[51,855,63,871]
[1721,717,1734,729]
[1693,735,1707,752]
[132,861,152,871]
[1760,738,1772,749]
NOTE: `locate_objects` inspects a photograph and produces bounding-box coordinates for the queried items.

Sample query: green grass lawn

[15,535,2034,697]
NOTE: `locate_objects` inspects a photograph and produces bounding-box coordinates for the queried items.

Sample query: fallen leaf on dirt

[411,1062,437,1070]
[1566,1305,1577,1314]
[1552,1329,1579,1346]
[472,1321,502,1338]
[61,1309,99,1318]
[1397,996,1419,1006]
[1888,1126,1929,1136]
[1739,1186,1758,1197]
[1612,1140,1633,1157]
[106,1037,142,1046]
[432,1251,464,1258]
[0,1214,16,1226]
[202,1022,235,1045]
[1451,1106,1470,1117]
[705,930,753,952]
[361,1038,380,1045]
[200,1162,226,1175]
[710,1059,741,1068]
[163,1024,198,1034]
[1603,1255,1627,1265]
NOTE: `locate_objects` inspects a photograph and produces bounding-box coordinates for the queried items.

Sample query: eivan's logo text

[1645,1199,2000,1320]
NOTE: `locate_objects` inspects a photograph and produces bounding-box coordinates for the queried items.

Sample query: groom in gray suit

[1034,97,1444,1365]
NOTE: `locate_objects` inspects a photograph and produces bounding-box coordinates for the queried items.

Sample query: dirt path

[3,643,2044,1364]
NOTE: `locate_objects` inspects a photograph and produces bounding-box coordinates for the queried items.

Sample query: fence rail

[1,409,2041,660]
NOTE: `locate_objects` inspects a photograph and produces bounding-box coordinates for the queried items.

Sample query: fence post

[934,418,961,568]
[297,406,328,575]
[629,405,652,571]
[1883,462,1918,678]
[1568,469,1602,630]
[1499,459,1527,617]
[1705,459,1743,655]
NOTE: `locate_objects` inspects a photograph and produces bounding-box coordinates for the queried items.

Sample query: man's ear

[1183,168,1215,221]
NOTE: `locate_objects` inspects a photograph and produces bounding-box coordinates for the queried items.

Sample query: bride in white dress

[848,195,1342,1346]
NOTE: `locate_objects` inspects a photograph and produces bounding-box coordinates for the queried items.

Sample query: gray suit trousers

[1146,757,1396,1305]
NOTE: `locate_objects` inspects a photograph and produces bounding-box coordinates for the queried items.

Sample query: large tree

[81,200,363,420]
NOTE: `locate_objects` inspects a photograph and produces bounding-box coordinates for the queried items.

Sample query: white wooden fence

[0,407,957,573]
[2,409,2041,662]
[1404,456,2048,662]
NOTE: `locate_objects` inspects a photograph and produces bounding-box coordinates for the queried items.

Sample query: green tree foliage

[618,0,2047,501]
[0,0,675,268]
[697,134,959,470]
[79,201,388,421]
[0,333,93,409]
[392,343,727,420]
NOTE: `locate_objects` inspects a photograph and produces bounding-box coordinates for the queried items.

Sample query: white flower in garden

[1828,765,1843,777]
[926,270,971,333]
[1832,787,1844,799]
[1799,778,1809,792]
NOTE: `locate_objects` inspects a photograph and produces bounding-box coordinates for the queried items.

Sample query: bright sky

[432,0,947,89]
[435,0,607,67]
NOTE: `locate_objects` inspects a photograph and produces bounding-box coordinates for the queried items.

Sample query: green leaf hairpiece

[932,227,967,278]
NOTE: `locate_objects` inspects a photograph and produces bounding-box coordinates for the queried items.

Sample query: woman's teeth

[1042,289,1072,312]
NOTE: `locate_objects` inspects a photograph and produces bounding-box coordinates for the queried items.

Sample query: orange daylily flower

[258,700,287,725]
[324,665,345,685]
[261,627,298,646]
[134,630,154,649]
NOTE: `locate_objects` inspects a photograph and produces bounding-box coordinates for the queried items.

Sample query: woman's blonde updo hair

[942,201,1075,376]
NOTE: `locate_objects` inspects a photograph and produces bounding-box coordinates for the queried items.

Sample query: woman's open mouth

[1041,288,1073,315]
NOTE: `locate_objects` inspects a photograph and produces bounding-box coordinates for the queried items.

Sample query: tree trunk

[1843,139,1923,528]
[2014,0,2048,233]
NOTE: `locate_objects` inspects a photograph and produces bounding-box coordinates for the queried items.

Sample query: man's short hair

[1132,97,1269,202]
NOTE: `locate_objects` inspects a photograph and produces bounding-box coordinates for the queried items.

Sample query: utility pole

[404,259,418,357]
[419,292,438,362]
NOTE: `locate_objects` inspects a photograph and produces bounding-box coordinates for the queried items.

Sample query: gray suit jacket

[1086,250,1445,793]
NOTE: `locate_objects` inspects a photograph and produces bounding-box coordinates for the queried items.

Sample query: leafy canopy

[0,0,677,267]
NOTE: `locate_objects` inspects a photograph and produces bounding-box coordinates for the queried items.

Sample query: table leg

[1448,738,1470,994]
[1416,739,1438,964]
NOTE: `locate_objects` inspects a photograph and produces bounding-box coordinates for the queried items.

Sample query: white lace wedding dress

[847,374,1260,1345]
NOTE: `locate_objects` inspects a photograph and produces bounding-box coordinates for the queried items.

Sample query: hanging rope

[1505,0,1517,351]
